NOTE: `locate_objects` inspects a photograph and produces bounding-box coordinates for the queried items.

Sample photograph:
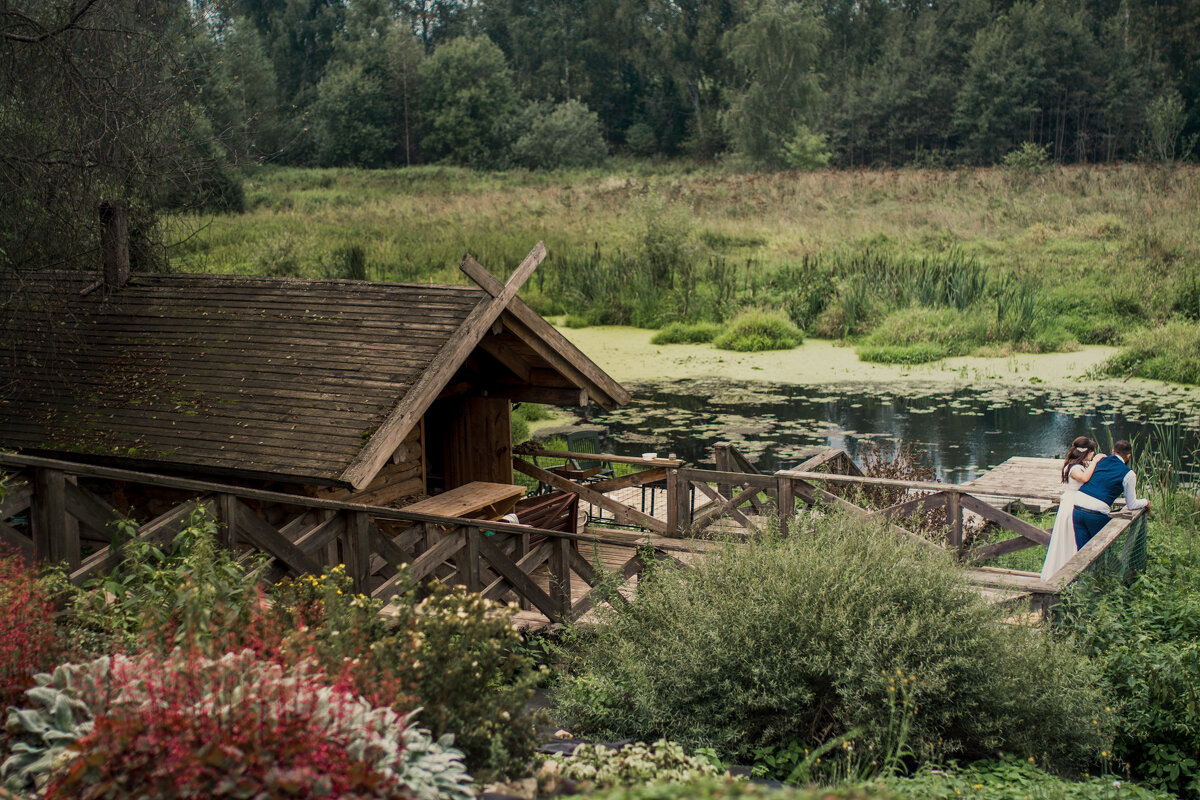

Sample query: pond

[559,378,1200,483]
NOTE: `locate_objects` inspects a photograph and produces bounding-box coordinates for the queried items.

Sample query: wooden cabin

[0,243,629,521]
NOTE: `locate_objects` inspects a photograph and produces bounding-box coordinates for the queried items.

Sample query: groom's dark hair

[1114,440,1133,458]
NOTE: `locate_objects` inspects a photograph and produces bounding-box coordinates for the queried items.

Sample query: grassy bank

[169,163,1200,377]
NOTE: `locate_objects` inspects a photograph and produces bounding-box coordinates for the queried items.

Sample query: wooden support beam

[521,449,681,468]
[369,525,414,572]
[71,498,212,584]
[514,457,668,533]
[0,520,34,561]
[462,528,482,592]
[969,534,1041,563]
[566,542,632,619]
[62,481,126,540]
[785,475,943,551]
[777,475,795,536]
[488,385,589,406]
[407,528,466,583]
[587,467,668,495]
[234,500,321,576]
[294,513,346,555]
[217,493,238,551]
[690,481,753,529]
[345,511,371,593]
[548,536,572,619]
[870,492,949,522]
[477,534,559,621]
[946,491,963,553]
[667,468,690,536]
[959,494,1050,546]
[461,254,629,409]
[0,483,32,520]
[32,468,65,564]
[342,242,546,490]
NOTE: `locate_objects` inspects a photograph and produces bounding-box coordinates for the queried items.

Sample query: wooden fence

[512,442,1149,610]
[0,453,681,625]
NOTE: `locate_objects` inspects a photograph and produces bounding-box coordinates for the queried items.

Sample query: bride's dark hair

[1062,435,1094,482]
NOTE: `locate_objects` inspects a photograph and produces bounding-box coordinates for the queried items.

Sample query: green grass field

[168,162,1200,381]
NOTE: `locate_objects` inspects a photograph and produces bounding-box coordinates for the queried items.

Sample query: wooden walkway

[963,456,1064,513]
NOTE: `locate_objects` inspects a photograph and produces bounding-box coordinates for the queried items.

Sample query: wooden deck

[963,456,1064,513]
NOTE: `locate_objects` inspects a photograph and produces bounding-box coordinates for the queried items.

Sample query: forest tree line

[203,0,1197,170]
[1,0,1197,273]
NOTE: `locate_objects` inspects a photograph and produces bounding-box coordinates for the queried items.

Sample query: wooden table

[404,481,526,521]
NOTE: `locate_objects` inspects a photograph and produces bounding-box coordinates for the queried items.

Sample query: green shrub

[857,343,948,364]
[538,740,725,793]
[58,508,266,655]
[576,779,888,800]
[859,307,986,354]
[395,584,546,780]
[713,310,802,351]
[651,322,724,345]
[1060,521,1200,797]
[512,100,608,170]
[886,757,1174,800]
[553,514,1113,772]
[1001,142,1052,173]
[1102,320,1200,385]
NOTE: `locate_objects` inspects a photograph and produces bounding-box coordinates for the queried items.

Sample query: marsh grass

[651,322,724,345]
[170,164,1200,368]
[1101,320,1200,385]
[713,310,802,351]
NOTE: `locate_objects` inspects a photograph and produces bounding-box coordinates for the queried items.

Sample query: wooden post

[518,530,531,610]
[548,536,572,620]
[217,493,238,552]
[714,443,732,501]
[463,527,482,592]
[99,200,129,290]
[776,475,795,537]
[345,511,371,593]
[946,491,963,555]
[32,469,66,564]
[666,467,688,536]
[61,475,81,570]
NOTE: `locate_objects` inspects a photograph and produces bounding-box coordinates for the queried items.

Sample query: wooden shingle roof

[0,249,628,488]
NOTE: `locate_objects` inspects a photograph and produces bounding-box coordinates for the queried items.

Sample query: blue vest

[1078,455,1130,506]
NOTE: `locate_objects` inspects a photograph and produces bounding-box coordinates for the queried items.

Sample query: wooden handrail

[521,448,683,468]
[775,469,1062,501]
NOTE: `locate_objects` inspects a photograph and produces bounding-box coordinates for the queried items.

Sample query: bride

[1041,436,1105,581]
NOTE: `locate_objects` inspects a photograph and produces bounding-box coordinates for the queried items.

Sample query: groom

[1073,440,1150,549]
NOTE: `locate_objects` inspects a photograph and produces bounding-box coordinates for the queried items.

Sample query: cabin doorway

[423,396,513,492]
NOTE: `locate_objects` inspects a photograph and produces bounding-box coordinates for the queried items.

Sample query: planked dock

[962,456,1065,513]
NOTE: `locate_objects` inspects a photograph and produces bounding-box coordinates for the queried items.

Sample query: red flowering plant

[4,649,473,800]
[0,547,62,731]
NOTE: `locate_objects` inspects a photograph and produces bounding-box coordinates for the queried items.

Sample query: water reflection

[574,380,1200,482]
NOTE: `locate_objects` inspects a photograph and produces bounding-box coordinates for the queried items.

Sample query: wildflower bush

[2,650,472,800]
[274,570,544,780]
[537,740,725,793]
[391,583,547,780]
[0,548,62,723]
[554,513,1112,773]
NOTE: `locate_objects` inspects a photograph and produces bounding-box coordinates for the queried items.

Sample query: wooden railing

[660,445,1149,606]
[0,453,682,625]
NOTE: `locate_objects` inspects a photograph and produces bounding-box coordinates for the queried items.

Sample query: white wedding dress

[1041,470,1085,582]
